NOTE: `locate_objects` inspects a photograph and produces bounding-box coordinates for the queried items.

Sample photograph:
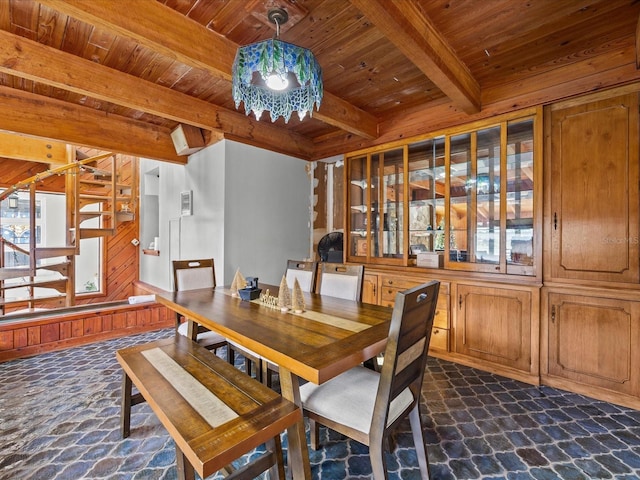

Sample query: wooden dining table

[154,284,393,480]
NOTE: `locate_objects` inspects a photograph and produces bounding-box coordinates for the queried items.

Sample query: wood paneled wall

[0,302,173,361]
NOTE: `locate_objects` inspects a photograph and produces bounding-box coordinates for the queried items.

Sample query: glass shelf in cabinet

[350,179,368,189]
[350,205,371,213]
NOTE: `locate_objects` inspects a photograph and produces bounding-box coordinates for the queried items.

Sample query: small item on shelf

[278,275,291,311]
[417,252,444,268]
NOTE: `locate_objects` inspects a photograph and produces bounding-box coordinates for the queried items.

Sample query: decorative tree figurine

[230,268,246,297]
[278,275,291,311]
[291,278,305,313]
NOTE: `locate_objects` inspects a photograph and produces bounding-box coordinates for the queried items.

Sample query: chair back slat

[173,259,216,291]
[285,260,317,293]
[372,281,440,435]
[316,263,364,302]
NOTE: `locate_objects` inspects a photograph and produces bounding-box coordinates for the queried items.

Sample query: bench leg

[176,448,196,480]
[120,373,132,438]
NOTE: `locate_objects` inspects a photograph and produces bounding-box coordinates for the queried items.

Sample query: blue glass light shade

[232,38,323,122]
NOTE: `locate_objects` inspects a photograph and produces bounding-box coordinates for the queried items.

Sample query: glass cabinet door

[448,133,472,265]
[348,155,368,257]
[345,109,538,276]
[372,148,404,260]
[448,127,502,272]
[475,126,501,266]
[408,138,445,253]
[506,119,535,275]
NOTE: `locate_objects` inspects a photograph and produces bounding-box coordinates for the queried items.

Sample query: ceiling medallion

[232,8,323,123]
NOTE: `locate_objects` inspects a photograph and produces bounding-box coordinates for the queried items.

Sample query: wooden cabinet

[547,92,639,283]
[345,107,541,279]
[543,290,640,407]
[378,274,450,353]
[454,283,536,379]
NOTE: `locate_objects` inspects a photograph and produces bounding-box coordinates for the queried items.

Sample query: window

[1,190,102,300]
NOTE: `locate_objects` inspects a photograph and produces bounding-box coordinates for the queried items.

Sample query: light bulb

[265,73,288,91]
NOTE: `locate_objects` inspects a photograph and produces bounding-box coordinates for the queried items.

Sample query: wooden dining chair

[285,259,318,293]
[315,262,364,301]
[253,260,320,388]
[173,259,227,353]
[300,281,440,479]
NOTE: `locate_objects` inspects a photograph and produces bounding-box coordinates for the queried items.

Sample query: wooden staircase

[0,151,134,315]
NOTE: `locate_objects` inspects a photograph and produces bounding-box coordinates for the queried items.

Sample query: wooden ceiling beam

[349,0,481,114]
[0,30,314,160]
[0,86,186,164]
[0,131,68,164]
[38,0,379,140]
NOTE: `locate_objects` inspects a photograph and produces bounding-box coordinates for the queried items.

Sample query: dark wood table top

[154,285,392,385]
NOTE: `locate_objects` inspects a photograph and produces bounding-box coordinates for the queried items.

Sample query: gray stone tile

[1,329,640,479]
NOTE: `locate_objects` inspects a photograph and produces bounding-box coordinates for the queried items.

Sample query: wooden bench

[117,334,301,480]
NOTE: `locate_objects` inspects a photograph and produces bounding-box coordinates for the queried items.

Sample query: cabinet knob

[388,280,393,285]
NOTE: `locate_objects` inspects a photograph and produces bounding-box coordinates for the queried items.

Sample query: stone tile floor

[0,328,639,479]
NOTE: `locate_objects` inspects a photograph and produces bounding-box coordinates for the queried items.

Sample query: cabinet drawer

[381,290,449,328]
[381,277,420,290]
[381,287,402,303]
[381,277,449,295]
[433,295,450,329]
[429,327,449,351]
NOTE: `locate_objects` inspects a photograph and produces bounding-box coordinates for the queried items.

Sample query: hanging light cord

[273,16,281,39]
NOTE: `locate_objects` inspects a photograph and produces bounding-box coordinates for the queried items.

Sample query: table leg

[186,319,198,341]
[278,368,311,480]
[120,373,132,438]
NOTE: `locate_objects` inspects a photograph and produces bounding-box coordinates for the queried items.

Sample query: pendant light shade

[232,8,323,123]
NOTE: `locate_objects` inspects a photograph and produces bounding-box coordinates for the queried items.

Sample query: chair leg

[409,404,431,479]
[369,437,389,480]
[309,419,321,450]
[120,373,132,439]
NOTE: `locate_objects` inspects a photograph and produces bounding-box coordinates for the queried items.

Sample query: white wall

[223,141,312,285]
[139,140,311,290]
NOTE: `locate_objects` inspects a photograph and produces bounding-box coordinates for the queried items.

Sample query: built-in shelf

[143,249,160,256]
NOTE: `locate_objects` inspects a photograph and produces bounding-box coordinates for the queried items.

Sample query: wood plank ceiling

[0,0,639,163]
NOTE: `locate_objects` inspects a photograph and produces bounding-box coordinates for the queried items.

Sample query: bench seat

[117,334,301,480]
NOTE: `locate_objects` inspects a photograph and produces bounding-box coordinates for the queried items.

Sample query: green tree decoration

[291,278,305,313]
[278,275,291,311]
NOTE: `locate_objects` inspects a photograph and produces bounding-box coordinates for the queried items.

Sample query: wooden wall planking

[0,302,173,361]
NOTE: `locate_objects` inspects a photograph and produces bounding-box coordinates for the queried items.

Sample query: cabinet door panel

[550,94,639,282]
[547,293,640,395]
[456,285,531,371]
[362,273,378,305]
